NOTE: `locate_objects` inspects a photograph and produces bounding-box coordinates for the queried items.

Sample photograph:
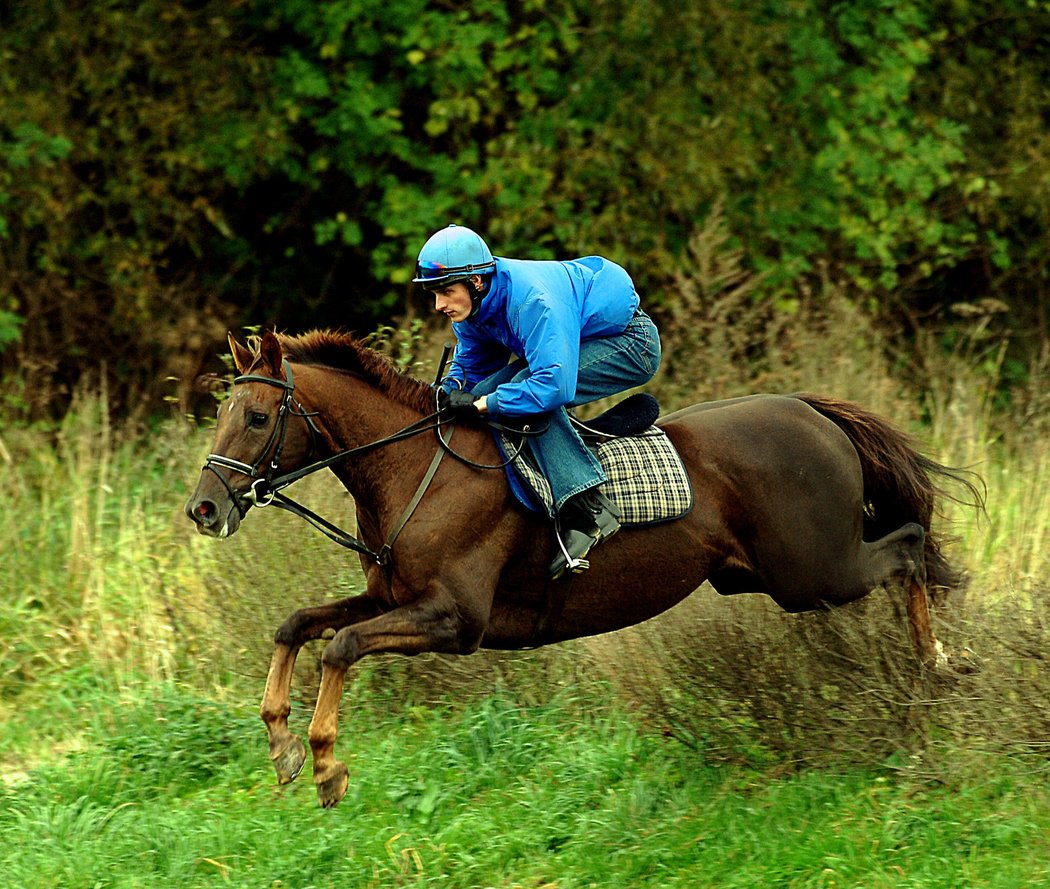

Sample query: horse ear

[228,333,254,374]
[259,330,285,379]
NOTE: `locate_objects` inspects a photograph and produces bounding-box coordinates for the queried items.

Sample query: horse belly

[480,520,715,648]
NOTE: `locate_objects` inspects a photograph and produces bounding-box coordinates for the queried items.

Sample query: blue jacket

[446,256,640,417]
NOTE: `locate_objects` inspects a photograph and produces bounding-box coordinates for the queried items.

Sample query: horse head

[184,330,317,538]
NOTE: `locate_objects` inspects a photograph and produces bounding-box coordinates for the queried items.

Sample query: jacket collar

[463,261,506,327]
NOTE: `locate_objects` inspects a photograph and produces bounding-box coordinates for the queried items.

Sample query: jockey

[413,224,662,579]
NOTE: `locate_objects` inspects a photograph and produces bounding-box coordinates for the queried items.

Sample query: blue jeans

[472,310,662,515]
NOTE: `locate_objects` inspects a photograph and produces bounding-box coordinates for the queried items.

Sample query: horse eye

[248,412,269,429]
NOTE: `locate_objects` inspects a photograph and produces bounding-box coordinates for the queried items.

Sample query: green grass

[3,683,1050,888]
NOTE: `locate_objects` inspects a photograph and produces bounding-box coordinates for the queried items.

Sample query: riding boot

[549,488,622,579]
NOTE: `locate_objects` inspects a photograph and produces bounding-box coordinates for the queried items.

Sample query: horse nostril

[188,499,216,524]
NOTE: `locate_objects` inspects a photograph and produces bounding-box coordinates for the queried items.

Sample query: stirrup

[550,518,595,580]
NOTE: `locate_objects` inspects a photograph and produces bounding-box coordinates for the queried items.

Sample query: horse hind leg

[864,522,945,669]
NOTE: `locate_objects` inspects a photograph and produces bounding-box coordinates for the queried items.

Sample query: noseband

[203,360,322,515]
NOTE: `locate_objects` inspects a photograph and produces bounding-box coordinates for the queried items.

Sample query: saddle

[497,393,694,525]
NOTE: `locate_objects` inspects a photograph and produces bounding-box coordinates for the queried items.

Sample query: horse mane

[270,329,434,414]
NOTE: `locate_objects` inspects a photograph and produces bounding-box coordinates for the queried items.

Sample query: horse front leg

[260,594,383,785]
[261,643,307,784]
[308,594,482,808]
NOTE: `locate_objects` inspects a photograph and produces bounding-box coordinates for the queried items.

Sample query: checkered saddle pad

[499,426,693,525]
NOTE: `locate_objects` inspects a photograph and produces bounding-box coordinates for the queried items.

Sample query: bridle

[199,358,541,577]
[203,360,322,512]
[201,359,446,573]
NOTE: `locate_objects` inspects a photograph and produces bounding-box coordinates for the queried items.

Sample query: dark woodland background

[1,0,1047,419]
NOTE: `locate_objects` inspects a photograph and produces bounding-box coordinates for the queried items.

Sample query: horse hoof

[934,639,949,670]
[271,735,307,785]
[315,761,349,809]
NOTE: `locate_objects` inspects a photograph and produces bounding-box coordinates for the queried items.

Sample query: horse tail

[792,393,984,595]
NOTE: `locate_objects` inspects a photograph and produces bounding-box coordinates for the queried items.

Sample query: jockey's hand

[439,388,480,418]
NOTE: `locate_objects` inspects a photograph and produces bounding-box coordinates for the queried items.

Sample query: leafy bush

[1,0,1048,418]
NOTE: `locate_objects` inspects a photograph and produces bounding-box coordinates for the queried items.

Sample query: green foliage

[0,308,22,350]
[0,122,71,351]
[0,0,1048,415]
[0,121,72,239]
[768,2,977,290]
[255,0,583,288]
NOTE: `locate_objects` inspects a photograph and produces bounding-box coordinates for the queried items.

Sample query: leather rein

[201,359,535,578]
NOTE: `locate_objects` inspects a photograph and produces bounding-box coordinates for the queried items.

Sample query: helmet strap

[466,275,489,319]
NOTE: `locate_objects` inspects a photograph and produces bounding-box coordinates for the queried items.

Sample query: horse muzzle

[184,486,246,539]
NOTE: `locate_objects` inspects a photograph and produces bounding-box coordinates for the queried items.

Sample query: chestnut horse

[185,330,980,808]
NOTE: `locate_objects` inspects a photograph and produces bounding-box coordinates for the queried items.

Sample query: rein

[201,360,539,575]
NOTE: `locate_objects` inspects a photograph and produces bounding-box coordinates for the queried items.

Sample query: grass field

[4,682,1050,888]
[2,305,1049,887]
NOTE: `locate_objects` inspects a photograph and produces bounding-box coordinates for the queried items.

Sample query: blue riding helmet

[412,224,496,290]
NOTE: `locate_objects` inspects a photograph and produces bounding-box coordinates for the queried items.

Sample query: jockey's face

[432,280,475,323]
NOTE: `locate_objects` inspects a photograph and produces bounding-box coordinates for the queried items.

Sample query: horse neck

[296,364,434,511]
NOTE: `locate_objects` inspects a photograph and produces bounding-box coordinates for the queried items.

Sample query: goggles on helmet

[414,260,493,290]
